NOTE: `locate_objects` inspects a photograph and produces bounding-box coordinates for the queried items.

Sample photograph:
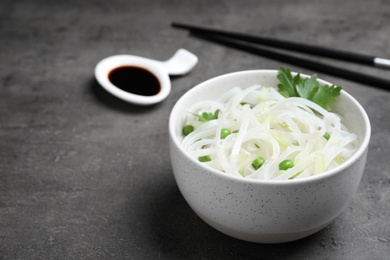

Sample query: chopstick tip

[171,22,183,28]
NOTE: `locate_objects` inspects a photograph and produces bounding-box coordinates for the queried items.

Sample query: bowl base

[198,213,333,244]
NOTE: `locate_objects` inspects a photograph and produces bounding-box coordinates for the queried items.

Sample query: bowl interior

[170,70,370,181]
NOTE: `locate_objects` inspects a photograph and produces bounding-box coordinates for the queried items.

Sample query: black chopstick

[186,31,390,90]
[172,22,390,69]
[172,23,390,90]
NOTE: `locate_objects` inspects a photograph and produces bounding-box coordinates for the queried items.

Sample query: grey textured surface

[0,0,389,259]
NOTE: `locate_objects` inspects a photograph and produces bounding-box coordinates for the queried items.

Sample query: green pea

[251,156,265,170]
[279,159,294,170]
[199,155,211,162]
[220,128,231,139]
[323,132,331,141]
[183,125,195,136]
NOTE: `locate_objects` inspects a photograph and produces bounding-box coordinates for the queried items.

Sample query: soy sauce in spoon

[108,66,161,96]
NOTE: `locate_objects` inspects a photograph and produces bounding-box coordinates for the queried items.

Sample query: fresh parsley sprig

[193,109,220,122]
[277,67,342,111]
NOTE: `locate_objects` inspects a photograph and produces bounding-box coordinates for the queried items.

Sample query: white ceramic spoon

[95,49,198,105]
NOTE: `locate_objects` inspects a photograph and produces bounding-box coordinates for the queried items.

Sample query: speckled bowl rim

[169,70,371,186]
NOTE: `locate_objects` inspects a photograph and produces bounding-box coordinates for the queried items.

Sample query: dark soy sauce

[108,66,161,96]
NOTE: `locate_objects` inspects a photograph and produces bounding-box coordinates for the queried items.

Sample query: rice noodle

[181,85,358,180]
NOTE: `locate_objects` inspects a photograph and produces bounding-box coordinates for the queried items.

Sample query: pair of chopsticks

[172,22,390,90]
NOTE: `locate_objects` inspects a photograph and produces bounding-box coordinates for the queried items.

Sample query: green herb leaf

[310,84,342,111]
[295,74,319,99]
[277,67,298,97]
[195,109,220,122]
[277,67,342,111]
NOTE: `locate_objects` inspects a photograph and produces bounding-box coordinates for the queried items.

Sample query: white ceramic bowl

[169,70,371,243]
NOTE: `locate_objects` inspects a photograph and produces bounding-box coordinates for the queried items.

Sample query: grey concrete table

[1,0,389,259]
